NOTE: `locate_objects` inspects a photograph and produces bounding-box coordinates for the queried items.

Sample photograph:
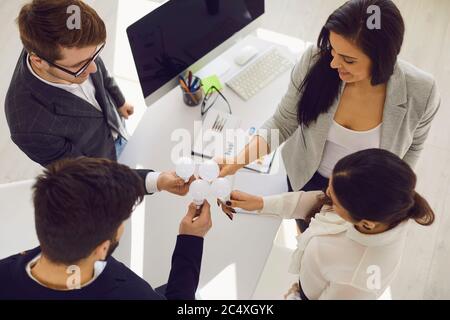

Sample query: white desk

[116,31,308,299]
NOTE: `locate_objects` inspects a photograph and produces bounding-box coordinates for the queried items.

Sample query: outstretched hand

[214,157,242,178]
[157,171,195,196]
[218,190,264,220]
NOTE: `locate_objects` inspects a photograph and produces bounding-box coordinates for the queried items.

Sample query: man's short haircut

[33,157,145,265]
[17,0,106,62]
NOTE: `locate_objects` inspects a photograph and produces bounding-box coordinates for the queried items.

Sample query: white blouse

[318,121,382,178]
[259,191,410,300]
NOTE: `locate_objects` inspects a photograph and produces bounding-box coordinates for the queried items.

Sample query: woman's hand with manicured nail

[217,190,264,219]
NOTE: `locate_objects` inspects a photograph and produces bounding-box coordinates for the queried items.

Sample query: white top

[26,54,126,139]
[318,121,382,178]
[259,191,410,300]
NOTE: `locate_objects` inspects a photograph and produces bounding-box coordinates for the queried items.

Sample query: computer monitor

[127,0,265,106]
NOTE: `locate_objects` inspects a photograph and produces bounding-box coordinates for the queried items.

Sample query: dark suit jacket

[0,235,203,300]
[5,50,126,166]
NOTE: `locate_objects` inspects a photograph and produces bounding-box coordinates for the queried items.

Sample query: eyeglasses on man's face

[33,43,105,78]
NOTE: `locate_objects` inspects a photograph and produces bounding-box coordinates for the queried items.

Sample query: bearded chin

[103,240,119,261]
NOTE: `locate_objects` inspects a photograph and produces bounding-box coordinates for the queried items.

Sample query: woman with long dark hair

[218,0,440,230]
[220,149,435,299]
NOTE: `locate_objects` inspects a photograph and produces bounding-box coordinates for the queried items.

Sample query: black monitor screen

[127,0,265,98]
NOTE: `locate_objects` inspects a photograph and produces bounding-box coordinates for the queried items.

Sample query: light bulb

[211,178,231,201]
[175,157,195,182]
[189,179,210,207]
[198,160,219,182]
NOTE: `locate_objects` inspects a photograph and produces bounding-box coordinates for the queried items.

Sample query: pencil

[179,78,198,104]
[188,71,193,89]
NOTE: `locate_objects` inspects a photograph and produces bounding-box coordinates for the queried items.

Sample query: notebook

[191,109,276,174]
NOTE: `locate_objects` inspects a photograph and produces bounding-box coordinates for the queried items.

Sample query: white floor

[0,0,449,299]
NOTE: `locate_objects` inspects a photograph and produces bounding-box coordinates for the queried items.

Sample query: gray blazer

[260,45,441,191]
[5,50,125,166]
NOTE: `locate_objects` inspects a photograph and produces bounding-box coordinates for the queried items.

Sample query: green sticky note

[201,75,223,94]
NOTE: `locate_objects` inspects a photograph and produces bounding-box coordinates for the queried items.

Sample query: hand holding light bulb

[211,177,233,220]
[179,201,212,237]
[156,171,193,196]
[185,159,236,221]
[219,190,264,220]
[188,179,210,207]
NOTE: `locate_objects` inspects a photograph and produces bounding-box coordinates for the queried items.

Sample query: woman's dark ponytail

[332,149,435,228]
[409,192,435,226]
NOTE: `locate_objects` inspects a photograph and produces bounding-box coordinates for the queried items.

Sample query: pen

[190,77,200,91]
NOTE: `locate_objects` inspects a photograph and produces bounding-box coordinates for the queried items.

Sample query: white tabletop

[116,31,308,299]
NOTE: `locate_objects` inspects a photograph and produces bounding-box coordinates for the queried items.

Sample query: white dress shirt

[260,191,410,300]
[145,172,161,194]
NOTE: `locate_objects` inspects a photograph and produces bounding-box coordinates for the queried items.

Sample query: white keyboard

[226,47,294,101]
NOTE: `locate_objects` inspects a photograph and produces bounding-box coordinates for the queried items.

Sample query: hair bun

[408,192,435,226]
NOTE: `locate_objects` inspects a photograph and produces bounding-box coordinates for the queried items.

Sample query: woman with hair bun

[220,149,435,300]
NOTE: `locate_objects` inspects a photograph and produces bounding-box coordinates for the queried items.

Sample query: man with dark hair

[0,158,211,300]
[6,0,134,164]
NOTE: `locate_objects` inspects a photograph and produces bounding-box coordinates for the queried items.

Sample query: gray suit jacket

[5,50,126,167]
[261,45,441,191]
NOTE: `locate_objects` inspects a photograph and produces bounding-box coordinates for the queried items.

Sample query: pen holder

[180,76,203,107]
